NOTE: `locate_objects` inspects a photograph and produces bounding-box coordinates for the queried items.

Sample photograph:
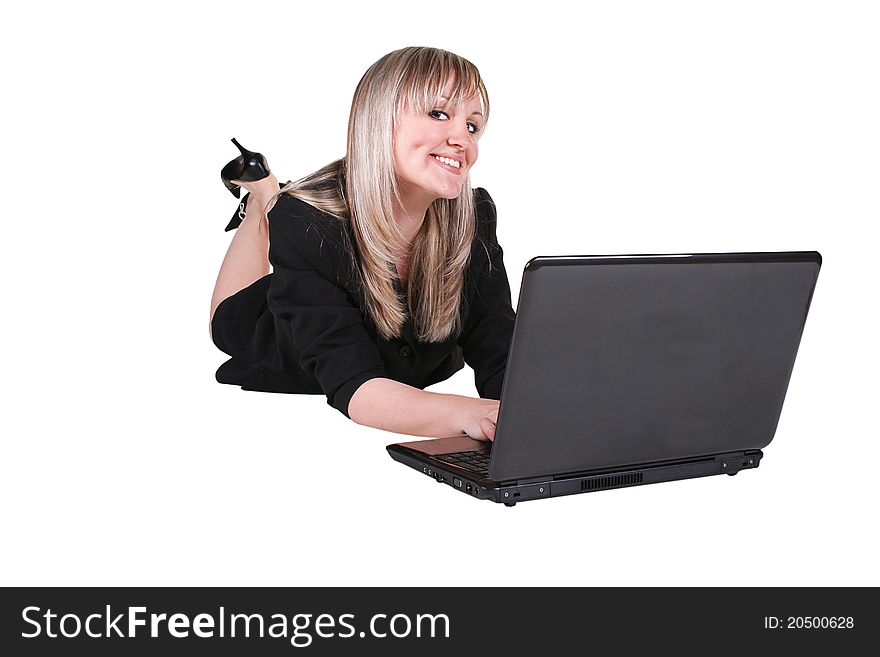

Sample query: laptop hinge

[514,476,550,485]
[507,451,762,484]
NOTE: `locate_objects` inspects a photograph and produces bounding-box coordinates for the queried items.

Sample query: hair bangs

[396,49,489,121]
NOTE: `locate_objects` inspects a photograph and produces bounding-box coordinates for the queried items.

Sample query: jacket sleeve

[266,195,387,417]
[458,188,516,399]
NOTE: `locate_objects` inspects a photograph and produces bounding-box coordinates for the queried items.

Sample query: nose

[447,120,472,148]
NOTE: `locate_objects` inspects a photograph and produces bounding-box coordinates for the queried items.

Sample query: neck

[392,186,434,246]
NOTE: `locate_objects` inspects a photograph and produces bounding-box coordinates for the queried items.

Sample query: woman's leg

[209,199,270,336]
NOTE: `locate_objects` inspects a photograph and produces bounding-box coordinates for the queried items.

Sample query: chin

[433,182,465,200]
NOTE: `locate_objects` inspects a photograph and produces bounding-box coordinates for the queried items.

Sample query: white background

[2,0,877,586]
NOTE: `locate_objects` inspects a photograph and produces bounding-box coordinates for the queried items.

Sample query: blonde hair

[270,46,490,342]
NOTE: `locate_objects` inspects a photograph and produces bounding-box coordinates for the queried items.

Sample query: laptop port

[465,483,473,493]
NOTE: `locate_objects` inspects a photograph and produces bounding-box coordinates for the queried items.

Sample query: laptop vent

[582,472,644,492]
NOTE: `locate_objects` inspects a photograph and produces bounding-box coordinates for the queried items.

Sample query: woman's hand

[458,397,500,441]
[348,379,503,440]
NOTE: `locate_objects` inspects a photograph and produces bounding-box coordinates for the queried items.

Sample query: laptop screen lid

[488,252,821,481]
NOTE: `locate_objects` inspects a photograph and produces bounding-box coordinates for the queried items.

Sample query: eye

[429,109,481,136]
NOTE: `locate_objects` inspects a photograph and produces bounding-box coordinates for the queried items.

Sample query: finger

[478,417,496,442]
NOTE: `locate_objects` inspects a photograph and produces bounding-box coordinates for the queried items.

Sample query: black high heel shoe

[220,138,271,199]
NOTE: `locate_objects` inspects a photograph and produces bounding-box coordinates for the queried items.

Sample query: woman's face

[393,81,484,207]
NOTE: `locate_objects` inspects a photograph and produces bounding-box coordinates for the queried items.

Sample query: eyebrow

[437,96,484,117]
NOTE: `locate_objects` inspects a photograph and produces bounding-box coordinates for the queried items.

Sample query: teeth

[432,155,461,169]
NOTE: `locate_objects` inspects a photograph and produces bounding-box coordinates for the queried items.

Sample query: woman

[210,47,515,441]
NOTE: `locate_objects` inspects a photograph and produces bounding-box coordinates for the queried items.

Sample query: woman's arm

[348,378,499,440]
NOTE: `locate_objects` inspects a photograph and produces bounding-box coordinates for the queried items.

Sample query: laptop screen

[491,253,820,480]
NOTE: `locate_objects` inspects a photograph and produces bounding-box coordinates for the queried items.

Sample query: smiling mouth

[430,154,463,173]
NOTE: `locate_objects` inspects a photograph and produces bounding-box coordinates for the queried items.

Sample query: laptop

[387,252,821,505]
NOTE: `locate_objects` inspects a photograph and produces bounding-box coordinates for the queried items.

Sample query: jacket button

[398,345,412,358]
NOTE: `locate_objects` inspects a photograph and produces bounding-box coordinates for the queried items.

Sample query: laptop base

[387,439,763,506]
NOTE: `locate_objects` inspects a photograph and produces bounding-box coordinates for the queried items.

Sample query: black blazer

[215,188,516,417]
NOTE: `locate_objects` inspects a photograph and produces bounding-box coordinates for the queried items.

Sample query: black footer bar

[1,587,873,655]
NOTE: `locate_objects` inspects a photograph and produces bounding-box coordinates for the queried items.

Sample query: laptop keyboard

[434,447,492,477]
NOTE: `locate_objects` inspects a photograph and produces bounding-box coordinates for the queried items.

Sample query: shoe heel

[231,137,249,156]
